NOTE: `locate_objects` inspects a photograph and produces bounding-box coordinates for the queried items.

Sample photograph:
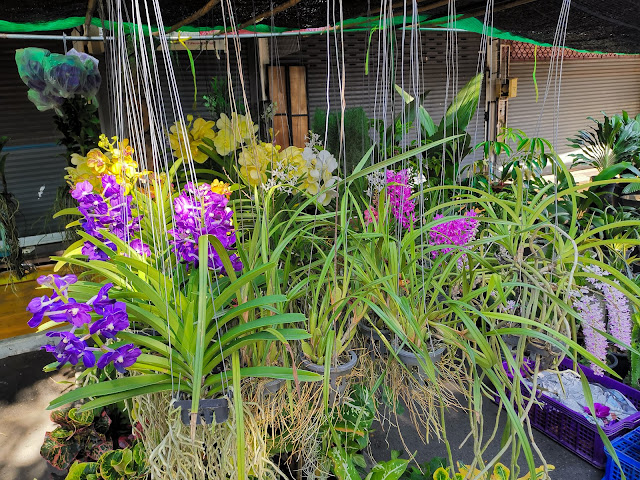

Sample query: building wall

[506,56,640,162]
[299,31,487,165]
[0,40,68,239]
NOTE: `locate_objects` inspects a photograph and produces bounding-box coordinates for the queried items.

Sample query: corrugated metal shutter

[300,31,486,163]
[167,42,254,121]
[0,39,67,238]
[507,57,640,161]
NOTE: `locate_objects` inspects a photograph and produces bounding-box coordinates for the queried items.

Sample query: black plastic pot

[358,322,391,357]
[299,350,358,397]
[609,350,630,379]
[173,398,229,425]
[395,343,446,382]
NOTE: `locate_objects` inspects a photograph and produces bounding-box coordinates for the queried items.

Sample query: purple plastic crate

[496,357,640,468]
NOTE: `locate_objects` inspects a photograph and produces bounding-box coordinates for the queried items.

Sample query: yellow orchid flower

[214,127,239,157]
[211,179,232,198]
[238,142,270,186]
[86,148,110,174]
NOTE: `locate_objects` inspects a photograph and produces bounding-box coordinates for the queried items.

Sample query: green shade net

[0,14,633,55]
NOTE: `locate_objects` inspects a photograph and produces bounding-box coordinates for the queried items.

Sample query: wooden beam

[162,0,221,35]
[239,0,303,30]
[83,0,97,36]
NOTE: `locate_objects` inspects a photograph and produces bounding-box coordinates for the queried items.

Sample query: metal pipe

[0,33,111,41]
[0,25,465,42]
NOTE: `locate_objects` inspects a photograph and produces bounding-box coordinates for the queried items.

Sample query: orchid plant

[31,140,320,434]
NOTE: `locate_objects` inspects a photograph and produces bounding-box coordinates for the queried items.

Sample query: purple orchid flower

[88,283,115,315]
[82,242,110,261]
[37,274,78,295]
[27,295,62,328]
[90,302,129,339]
[98,344,141,373]
[130,239,151,257]
[71,181,93,201]
[44,331,95,367]
[101,175,123,199]
[47,299,93,327]
[583,403,611,419]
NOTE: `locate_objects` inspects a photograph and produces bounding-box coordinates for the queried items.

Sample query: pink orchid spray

[385,169,416,229]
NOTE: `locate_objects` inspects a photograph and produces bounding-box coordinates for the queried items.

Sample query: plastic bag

[15,47,101,113]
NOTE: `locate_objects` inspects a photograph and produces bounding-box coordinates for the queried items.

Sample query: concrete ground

[0,350,73,480]
[0,350,603,480]
[368,395,603,480]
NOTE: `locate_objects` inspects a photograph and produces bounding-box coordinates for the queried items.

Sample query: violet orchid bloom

[47,299,93,327]
[27,295,62,328]
[130,239,150,257]
[101,175,123,199]
[386,169,416,229]
[428,210,479,266]
[169,182,242,273]
[98,344,141,373]
[89,301,128,339]
[89,283,115,315]
[583,403,611,419]
[44,331,95,367]
[82,242,110,261]
[37,274,78,295]
[71,180,93,201]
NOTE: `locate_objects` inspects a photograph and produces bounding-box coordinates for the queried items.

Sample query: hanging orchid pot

[358,321,391,358]
[262,378,286,397]
[299,350,358,399]
[173,398,229,426]
[394,341,446,383]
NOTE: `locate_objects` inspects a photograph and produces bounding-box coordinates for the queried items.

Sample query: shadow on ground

[0,351,604,480]
[368,394,604,480]
[0,350,73,480]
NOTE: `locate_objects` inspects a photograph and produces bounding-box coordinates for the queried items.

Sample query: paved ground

[0,350,73,480]
[369,394,603,480]
[0,350,604,480]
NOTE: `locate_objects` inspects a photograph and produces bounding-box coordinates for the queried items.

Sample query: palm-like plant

[569,112,640,194]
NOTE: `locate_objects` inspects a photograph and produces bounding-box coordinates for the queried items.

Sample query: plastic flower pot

[358,322,391,358]
[173,398,229,425]
[262,378,286,398]
[299,350,358,399]
[394,341,446,383]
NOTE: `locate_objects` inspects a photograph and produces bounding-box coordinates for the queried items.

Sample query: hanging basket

[394,342,446,382]
[172,398,229,426]
[299,350,358,399]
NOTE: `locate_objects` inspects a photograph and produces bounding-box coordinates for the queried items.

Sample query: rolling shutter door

[302,31,486,164]
[506,56,640,161]
[0,39,68,239]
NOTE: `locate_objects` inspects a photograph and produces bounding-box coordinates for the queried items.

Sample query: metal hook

[63,32,68,53]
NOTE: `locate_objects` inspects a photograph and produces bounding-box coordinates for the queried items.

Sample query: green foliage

[0,135,31,278]
[312,107,372,174]
[64,443,148,480]
[569,111,640,173]
[202,76,246,121]
[54,96,101,161]
[399,456,446,480]
[375,74,482,186]
[328,447,409,480]
[40,407,113,471]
